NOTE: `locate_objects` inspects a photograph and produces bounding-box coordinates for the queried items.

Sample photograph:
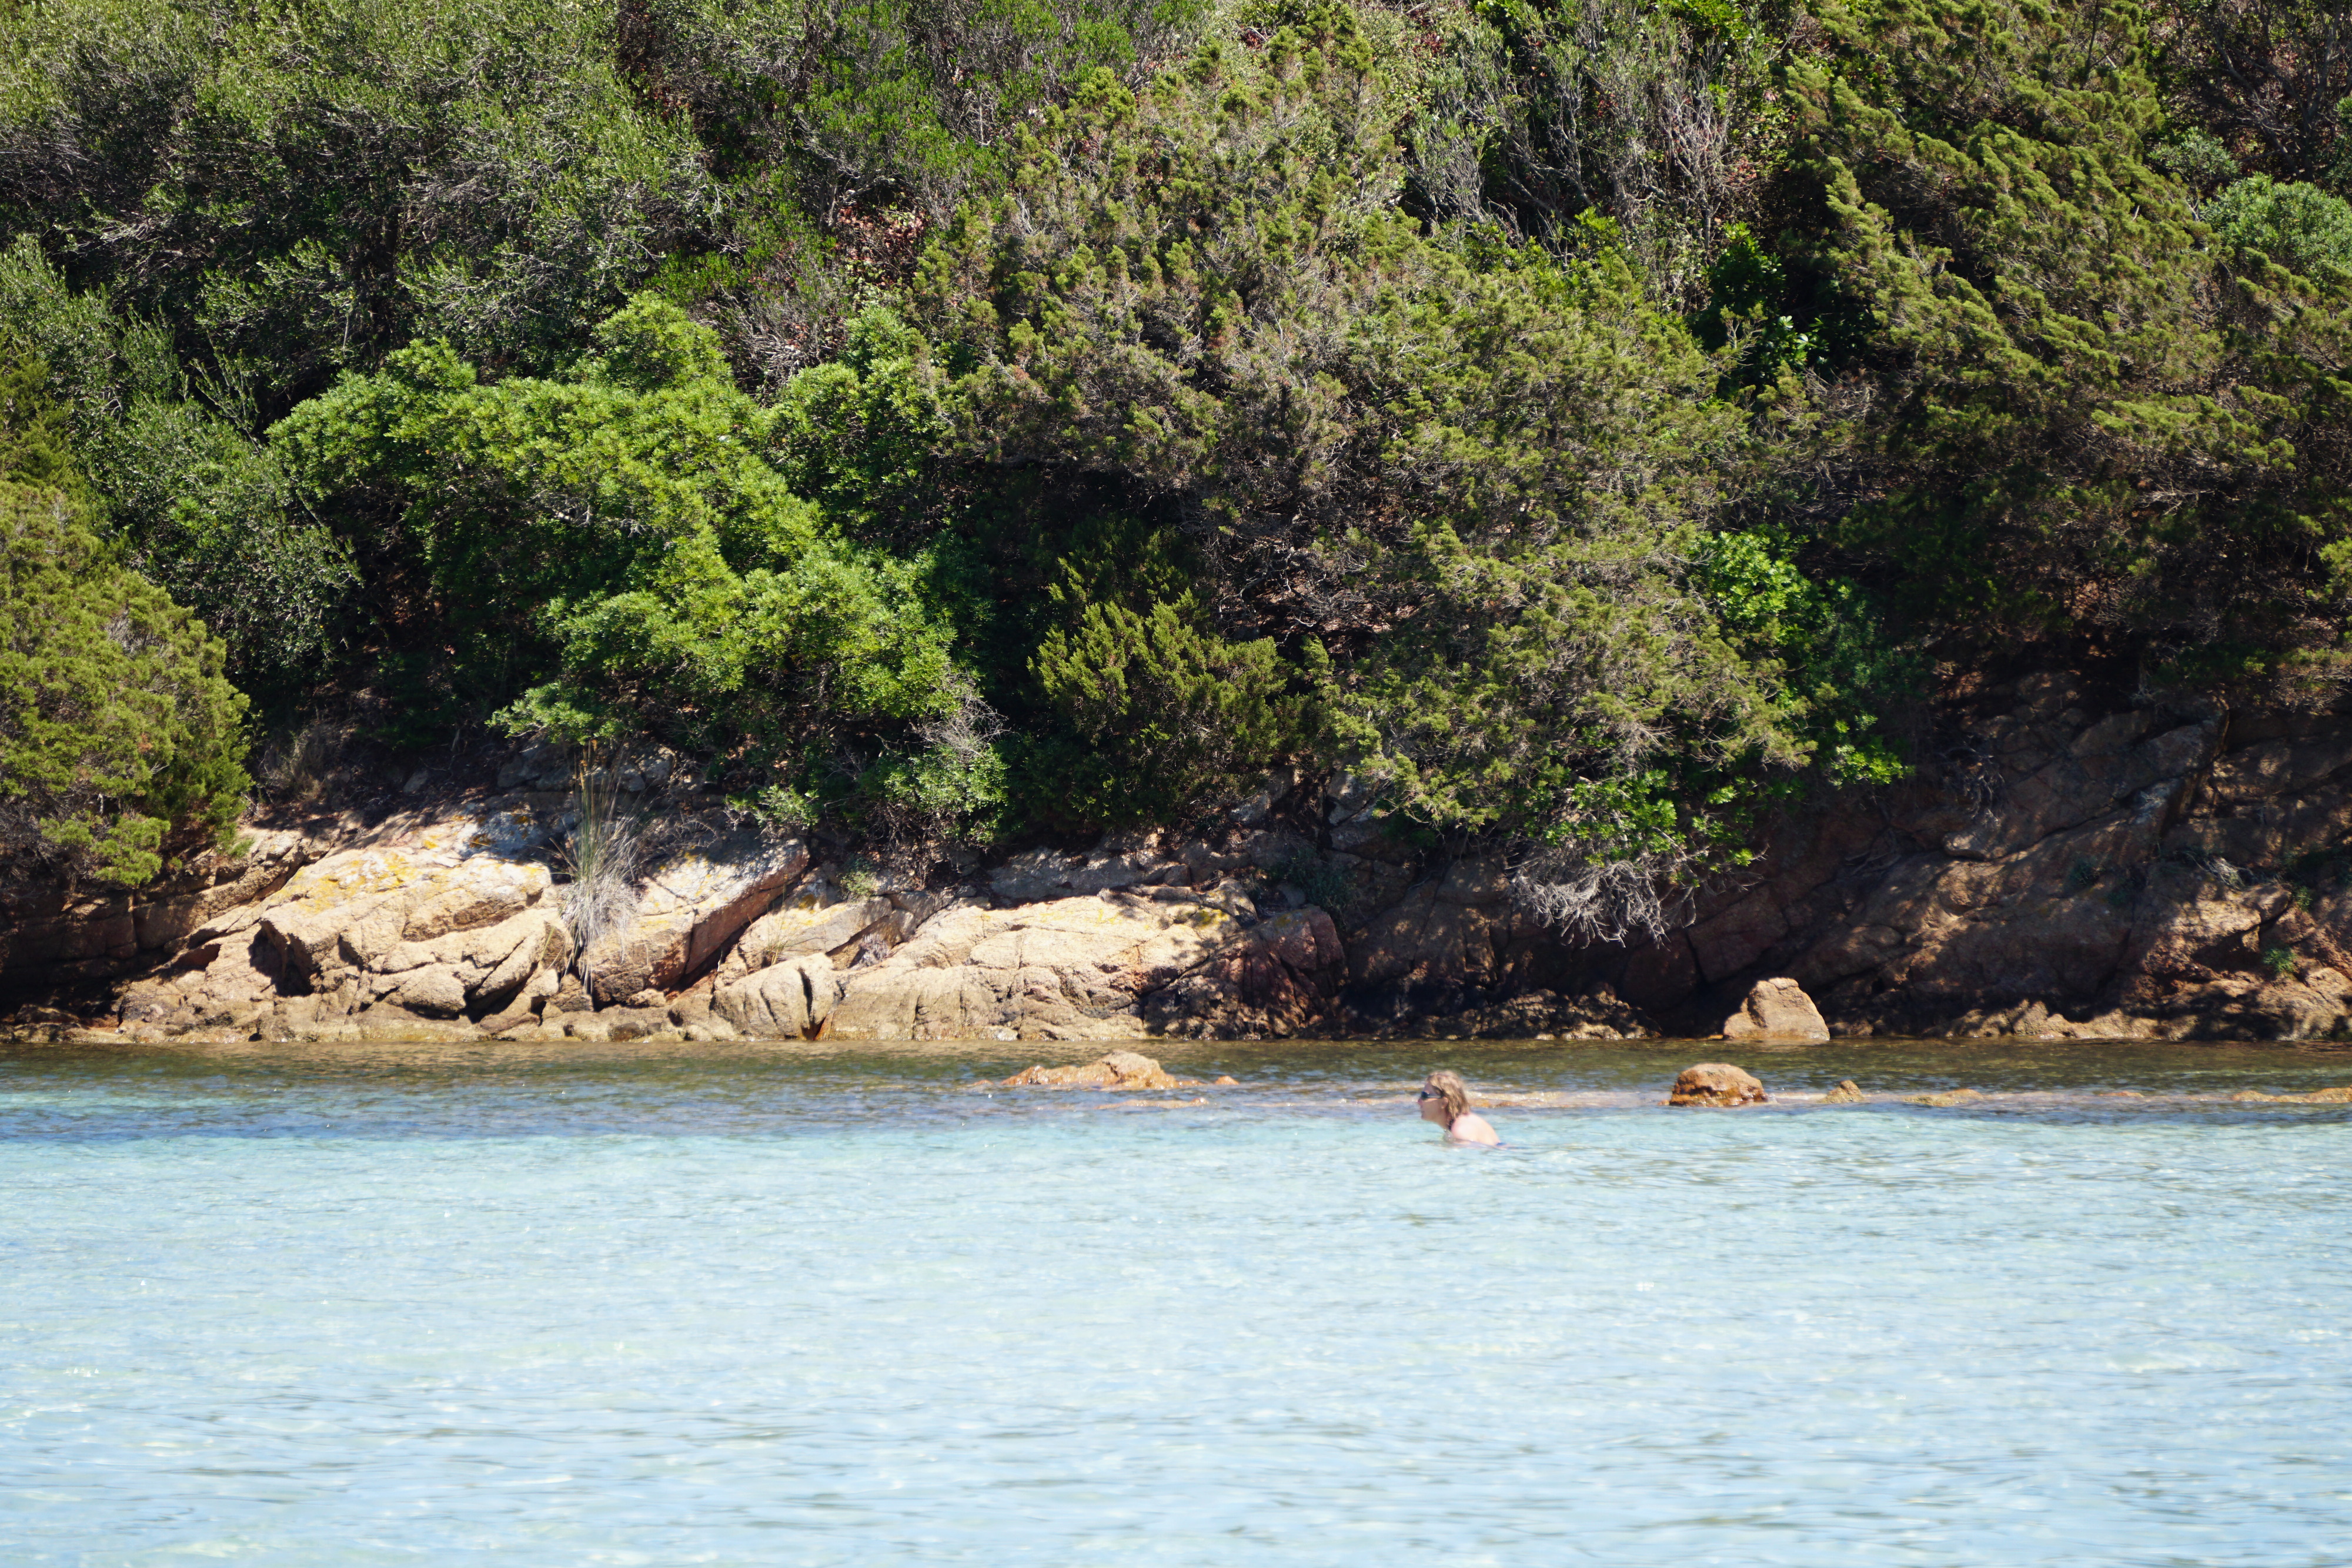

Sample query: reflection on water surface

[5,1039,2350,1564]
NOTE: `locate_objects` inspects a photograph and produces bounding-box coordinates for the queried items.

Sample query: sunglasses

[1416,1088,1438,1100]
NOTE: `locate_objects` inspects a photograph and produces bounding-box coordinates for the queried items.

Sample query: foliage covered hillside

[5,0,2352,931]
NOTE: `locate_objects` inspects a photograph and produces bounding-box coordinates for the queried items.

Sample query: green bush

[16,0,2352,909]
[914,17,1802,908]
[1694,527,1917,787]
[632,0,1210,222]
[0,0,708,399]
[1035,597,1306,825]
[1407,0,1790,299]
[1785,0,2352,684]
[1,355,248,885]
[272,295,975,788]
[2204,176,2352,278]
[2150,130,2239,194]
[0,240,356,685]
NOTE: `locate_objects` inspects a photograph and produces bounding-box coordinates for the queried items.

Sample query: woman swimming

[1418,1069,1501,1145]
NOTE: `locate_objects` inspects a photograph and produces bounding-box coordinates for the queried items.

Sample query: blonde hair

[1423,1069,1471,1124]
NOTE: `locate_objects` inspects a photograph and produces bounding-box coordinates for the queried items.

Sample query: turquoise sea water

[5,1039,2351,1566]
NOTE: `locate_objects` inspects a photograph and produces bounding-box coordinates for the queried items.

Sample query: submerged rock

[346,1003,482,1043]
[1909,1088,1986,1107]
[1721,978,1830,1042]
[1003,1050,1192,1089]
[1666,1062,1769,1106]
[2224,1087,2352,1102]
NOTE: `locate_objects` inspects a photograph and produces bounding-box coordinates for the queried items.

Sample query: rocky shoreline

[9,670,2352,1048]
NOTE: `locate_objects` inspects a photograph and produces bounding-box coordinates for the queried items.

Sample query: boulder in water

[1721,977,1830,1042]
[1666,1062,1769,1106]
[1820,1079,1866,1104]
[1004,1050,1191,1089]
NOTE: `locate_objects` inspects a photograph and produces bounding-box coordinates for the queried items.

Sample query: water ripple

[3,1039,2348,1564]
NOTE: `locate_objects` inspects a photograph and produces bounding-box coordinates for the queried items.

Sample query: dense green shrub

[1406,0,1792,301]
[0,240,356,686]
[1035,597,1305,825]
[6,0,2350,920]
[1782,0,2352,695]
[913,14,1801,917]
[1693,527,1917,787]
[628,0,1210,216]
[0,0,708,405]
[1,355,248,885]
[270,296,979,793]
[2205,175,2352,277]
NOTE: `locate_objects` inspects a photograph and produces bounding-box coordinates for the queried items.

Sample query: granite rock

[1666,1062,1769,1106]
[1721,977,1830,1042]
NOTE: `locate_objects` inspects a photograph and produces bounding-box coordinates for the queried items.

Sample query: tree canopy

[6,0,2350,922]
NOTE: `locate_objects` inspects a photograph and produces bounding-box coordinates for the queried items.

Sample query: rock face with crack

[105,823,576,1037]
[1572,673,2352,1042]
[256,845,572,1022]
[2,827,318,990]
[814,891,1347,1042]
[578,830,810,1004]
[712,954,840,1038]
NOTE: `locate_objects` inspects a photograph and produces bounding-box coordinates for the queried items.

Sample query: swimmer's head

[1418,1069,1471,1125]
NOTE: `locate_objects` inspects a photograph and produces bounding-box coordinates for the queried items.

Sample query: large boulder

[711,954,840,1038]
[823,892,1245,1041]
[99,813,583,1034]
[365,906,573,1018]
[1666,1062,1769,1106]
[577,830,810,1003]
[255,846,556,995]
[1721,977,1830,1042]
[708,888,1350,1041]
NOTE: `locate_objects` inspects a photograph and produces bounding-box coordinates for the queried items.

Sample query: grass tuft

[557,751,644,988]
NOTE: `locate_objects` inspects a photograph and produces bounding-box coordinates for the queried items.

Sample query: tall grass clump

[255,717,349,803]
[557,751,643,985]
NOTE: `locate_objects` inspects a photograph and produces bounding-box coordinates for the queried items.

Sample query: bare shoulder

[1449,1112,1502,1146]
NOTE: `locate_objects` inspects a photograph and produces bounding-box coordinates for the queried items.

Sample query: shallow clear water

[6,1038,2352,1566]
